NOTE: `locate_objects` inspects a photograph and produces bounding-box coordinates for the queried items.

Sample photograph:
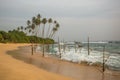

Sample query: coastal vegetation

[0,14,60,44]
[0,30,54,44]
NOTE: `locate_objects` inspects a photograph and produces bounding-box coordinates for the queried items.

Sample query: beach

[0,43,73,80]
[0,43,120,80]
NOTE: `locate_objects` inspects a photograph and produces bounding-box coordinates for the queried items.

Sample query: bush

[0,30,54,44]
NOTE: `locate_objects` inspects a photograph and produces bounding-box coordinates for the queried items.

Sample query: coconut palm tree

[50,23,60,38]
[32,17,36,24]
[41,18,47,57]
[26,20,31,33]
[36,14,41,37]
[49,20,57,38]
[46,18,52,38]
[17,27,20,31]
[50,27,58,38]
[42,18,47,38]
[31,23,35,30]
[27,20,31,26]
[52,23,60,38]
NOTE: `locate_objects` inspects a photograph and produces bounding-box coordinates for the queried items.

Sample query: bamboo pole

[42,40,45,57]
[31,43,34,55]
[58,37,61,58]
[88,37,90,55]
[103,45,105,72]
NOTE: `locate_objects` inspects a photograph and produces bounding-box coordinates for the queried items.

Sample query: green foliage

[0,33,3,41]
[0,30,54,44]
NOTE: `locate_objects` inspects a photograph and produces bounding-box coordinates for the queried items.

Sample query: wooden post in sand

[42,40,45,57]
[63,39,66,53]
[88,37,90,55]
[74,41,77,53]
[31,43,34,55]
[58,37,61,58]
[102,45,105,80]
[103,45,105,72]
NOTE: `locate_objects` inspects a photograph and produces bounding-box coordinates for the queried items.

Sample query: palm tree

[49,20,57,38]
[46,18,52,38]
[27,20,31,26]
[42,18,47,57]
[50,27,58,38]
[29,29,32,34]
[31,23,35,30]
[56,23,60,28]
[42,18,47,38]
[36,14,41,37]
[50,23,60,38]
[24,27,27,34]
[32,17,36,24]
[17,27,20,31]
[53,23,60,38]
[20,26,23,31]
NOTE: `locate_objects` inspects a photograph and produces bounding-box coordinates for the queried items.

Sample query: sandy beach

[0,43,74,80]
[0,43,120,80]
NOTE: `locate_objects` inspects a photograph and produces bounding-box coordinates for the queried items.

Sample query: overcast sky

[0,0,120,41]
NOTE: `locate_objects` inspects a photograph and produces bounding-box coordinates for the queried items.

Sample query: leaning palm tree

[36,14,41,37]
[20,26,23,31]
[17,27,20,31]
[42,18,47,57]
[46,18,52,38]
[27,20,32,34]
[32,17,37,36]
[49,20,57,38]
[42,18,47,38]
[50,23,60,38]
[52,23,60,38]
[50,27,58,38]
[27,20,31,26]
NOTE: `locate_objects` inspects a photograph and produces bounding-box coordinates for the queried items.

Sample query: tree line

[0,30,54,44]
[0,14,60,44]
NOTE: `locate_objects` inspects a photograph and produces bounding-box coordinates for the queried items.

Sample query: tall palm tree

[17,27,20,31]
[31,17,37,36]
[32,17,36,24]
[51,23,60,38]
[42,18,47,57]
[24,27,27,34]
[42,18,47,38]
[46,18,52,38]
[36,14,41,37]
[27,20,31,26]
[31,23,35,30]
[50,27,58,38]
[20,26,23,31]
[26,20,31,34]
[49,20,57,38]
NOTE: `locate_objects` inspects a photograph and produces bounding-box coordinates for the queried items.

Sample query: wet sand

[0,44,120,80]
[0,43,73,80]
[6,44,120,80]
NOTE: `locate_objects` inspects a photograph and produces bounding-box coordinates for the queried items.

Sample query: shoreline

[0,43,73,80]
[0,43,120,80]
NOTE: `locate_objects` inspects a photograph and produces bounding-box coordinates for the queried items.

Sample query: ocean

[37,41,120,71]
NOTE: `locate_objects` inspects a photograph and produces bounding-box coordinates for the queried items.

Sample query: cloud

[0,0,120,41]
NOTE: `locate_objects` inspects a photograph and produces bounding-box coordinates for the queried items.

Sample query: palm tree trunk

[49,29,53,38]
[46,24,51,38]
[51,31,55,38]
[42,24,45,57]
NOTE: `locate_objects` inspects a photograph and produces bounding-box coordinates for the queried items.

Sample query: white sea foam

[53,47,120,70]
[36,44,120,70]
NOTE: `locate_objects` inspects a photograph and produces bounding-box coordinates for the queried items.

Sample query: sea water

[36,41,120,71]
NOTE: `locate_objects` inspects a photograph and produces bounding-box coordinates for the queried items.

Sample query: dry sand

[0,43,73,80]
[0,43,120,80]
